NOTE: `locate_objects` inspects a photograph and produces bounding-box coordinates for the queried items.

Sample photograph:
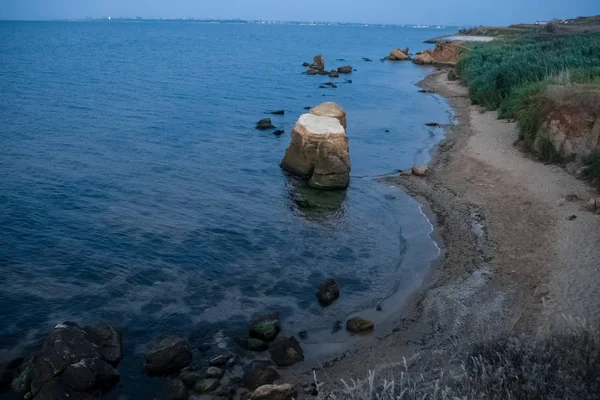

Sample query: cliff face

[535,84,600,165]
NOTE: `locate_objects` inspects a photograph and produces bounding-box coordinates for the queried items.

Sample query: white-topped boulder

[310,102,347,129]
[281,109,351,189]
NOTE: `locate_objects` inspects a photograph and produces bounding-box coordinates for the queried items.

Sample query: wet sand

[285,70,600,392]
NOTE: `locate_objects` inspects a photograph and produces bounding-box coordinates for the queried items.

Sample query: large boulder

[310,102,347,129]
[249,384,298,400]
[269,337,304,367]
[316,279,340,306]
[27,322,124,400]
[389,49,410,61]
[144,337,192,376]
[413,52,436,65]
[281,111,351,190]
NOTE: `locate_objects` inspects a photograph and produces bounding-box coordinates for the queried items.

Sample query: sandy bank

[287,70,600,392]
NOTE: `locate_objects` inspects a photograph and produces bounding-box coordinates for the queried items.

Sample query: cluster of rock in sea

[0,278,375,400]
[302,55,353,78]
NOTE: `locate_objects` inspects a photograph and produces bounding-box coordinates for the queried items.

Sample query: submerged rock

[243,361,281,391]
[165,377,189,400]
[194,378,220,393]
[281,111,351,190]
[249,313,281,342]
[269,110,285,115]
[144,337,192,376]
[316,279,340,306]
[236,337,270,352]
[273,130,285,136]
[346,317,374,333]
[269,337,304,367]
[206,366,224,379]
[249,384,298,400]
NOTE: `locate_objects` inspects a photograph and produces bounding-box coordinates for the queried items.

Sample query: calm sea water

[0,21,453,397]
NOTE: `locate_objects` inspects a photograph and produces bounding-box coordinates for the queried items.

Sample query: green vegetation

[325,322,600,399]
[456,33,600,162]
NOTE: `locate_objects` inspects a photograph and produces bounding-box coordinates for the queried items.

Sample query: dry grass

[319,320,600,400]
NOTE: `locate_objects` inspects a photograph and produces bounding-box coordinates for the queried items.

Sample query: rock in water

[250,384,298,400]
[269,337,304,367]
[328,70,339,78]
[337,66,352,74]
[312,55,325,70]
[310,101,347,130]
[388,49,410,61]
[144,337,192,376]
[316,279,340,306]
[165,377,189,400]
[273,130,285,136]
[302,62,311,67]
[249,313,281,342]
[256,118,276,130]
[243,361,281,391]
[83,324,123,365]
[27,322,124,400]
[413,52,436,65]
[269,110,285,115]
[306,69,319,75]
[281,111,351,190]
[346,317,374,333]
[194,378,220,393]
[401,47,409,54]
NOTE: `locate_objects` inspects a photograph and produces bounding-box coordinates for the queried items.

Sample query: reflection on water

[286,174,348,220]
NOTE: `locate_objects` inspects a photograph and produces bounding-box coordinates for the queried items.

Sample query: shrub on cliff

[322,321,600,399]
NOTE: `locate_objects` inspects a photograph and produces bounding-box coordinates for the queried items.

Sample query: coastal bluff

[281,105,351,189]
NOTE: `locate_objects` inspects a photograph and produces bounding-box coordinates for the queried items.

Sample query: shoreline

[289,68,600,392]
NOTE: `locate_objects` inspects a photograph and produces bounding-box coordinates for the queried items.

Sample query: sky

[0,0,598,26]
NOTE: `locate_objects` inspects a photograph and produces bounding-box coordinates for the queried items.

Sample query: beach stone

[28,322,123,399]
[413,52,436,65]
[249,383,298,400]
[337,65,352,74]
[249,313,281,342]
[144,337,192,376]
[165,377,189,400]
[179,368,203,387]
[269,337,304,367]
[316,279,340,306]
[281,112,351,190]
[312,55,325,70]
[83,324,123,365]
[447,69,459,81]
[243,361,281,391]
[310,101,347,130]
[389,49,410,61]
[329,70,339,78]
[412,166,429,177]
[206,366,225,379]
[346,317,374,333]
[194,378,220,393]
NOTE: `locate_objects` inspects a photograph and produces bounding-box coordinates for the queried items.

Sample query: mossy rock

[249,314,281,342]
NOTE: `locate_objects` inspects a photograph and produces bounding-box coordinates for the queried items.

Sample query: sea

[0,20,454,398]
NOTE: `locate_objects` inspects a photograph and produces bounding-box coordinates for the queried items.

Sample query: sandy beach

[287,69,600,392]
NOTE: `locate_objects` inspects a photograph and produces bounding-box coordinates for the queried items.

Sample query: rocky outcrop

[281,109,351,190]
[25,322,124,400]
[144,337,192,376]
[312,55,325,70]
[269,337,304,367]
[413,51,436,65]
[346,317,374,333]
[388,49,411,61]
[310,102,347,130]
[316,279,340,306]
